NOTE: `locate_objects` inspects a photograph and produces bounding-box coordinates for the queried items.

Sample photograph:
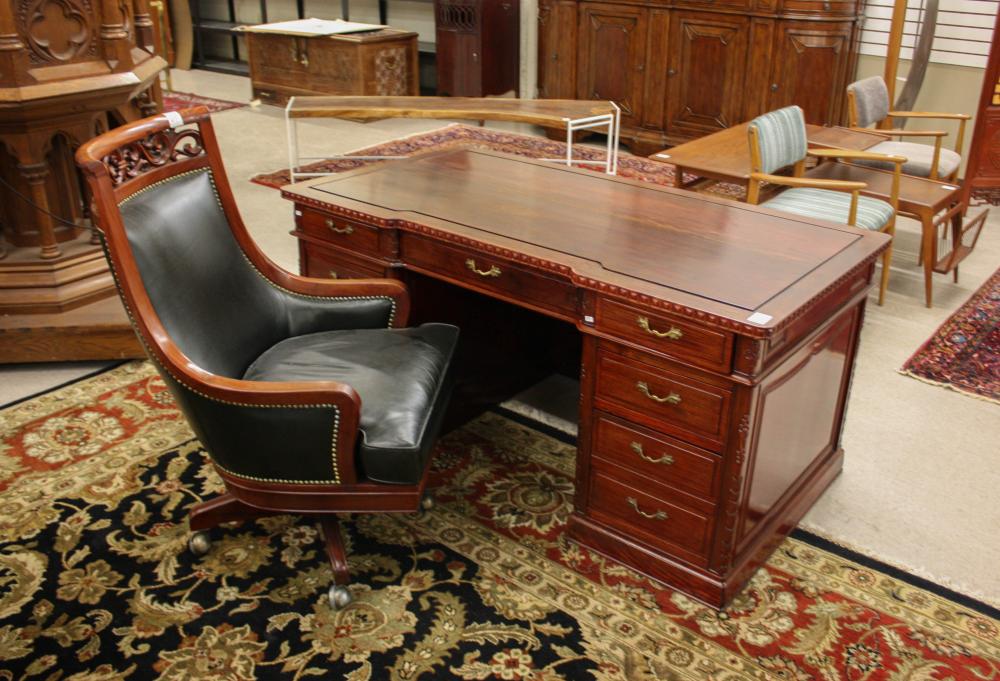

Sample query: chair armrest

[750,172,866,191]
[809,149,906,165]
[153,337,365,485]
[888,111,971,121]
[279,279,411,338]
[878,128,948,139]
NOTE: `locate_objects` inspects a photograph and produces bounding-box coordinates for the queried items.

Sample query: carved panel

[102,127,204,187]
[18,0,97,64]
[374,46,408,96]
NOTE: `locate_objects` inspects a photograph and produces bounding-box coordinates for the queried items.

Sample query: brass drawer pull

[636,381,682,405]
[465,259,501,278]
[325,219,354,235]
[627,497,668,520]
[630,441,675,465]
[637,316,683,340]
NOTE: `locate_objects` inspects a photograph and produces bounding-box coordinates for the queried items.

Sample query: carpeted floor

[1,362,998,679]
[250,123,744,200]
[163,91,244,114]
[901,265,1000,403]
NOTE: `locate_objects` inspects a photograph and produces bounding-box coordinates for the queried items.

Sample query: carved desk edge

[280,158,888,346]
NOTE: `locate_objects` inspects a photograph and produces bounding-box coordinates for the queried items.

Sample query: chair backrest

[747,105,807,175]
[847,76,890,128]
[76,109,289,379]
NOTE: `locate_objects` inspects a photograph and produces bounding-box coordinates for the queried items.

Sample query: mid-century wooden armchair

[747,105,905,305]
[846,76,969,182]
[76,108,459,610]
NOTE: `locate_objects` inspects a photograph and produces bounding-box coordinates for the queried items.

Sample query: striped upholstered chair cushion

[847,76,890,128]
[748,105,808,173]
[763,187,894,231]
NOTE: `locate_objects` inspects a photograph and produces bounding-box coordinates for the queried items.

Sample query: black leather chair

[76,107,458,609]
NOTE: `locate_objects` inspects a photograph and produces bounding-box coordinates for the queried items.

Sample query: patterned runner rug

[1,363,997,679]
[163,91,244,115]
[901,265,1000,404]
[250,123,744,201]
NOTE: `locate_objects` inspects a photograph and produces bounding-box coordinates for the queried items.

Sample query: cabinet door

[577,3,648,128]
[666,11,749,139]
[768,22,855,126]
[435,0,483,96]
[538,0,578,99]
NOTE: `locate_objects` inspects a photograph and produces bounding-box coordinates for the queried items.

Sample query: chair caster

[328,585,352,610]
[420,494,434,512]
[188,531,211,556]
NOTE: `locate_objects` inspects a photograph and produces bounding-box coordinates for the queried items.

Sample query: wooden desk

[282,149,889,607]
[651,124,887,192]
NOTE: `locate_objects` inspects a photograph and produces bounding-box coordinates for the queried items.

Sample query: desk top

[284,150,889,336]
[650,124,889,182]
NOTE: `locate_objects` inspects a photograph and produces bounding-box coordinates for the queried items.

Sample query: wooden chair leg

[188,492,273,531]
[878,235,893,306]
[319,516,351,586]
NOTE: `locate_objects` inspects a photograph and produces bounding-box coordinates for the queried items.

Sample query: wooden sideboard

[282,149,888,607]
[538,0,862,154]
[247,29,419,106]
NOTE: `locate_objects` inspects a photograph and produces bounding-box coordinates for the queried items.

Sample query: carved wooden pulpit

[0,0,164,360]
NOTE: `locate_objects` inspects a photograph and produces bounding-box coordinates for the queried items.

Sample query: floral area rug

[1,363,998,679]
[163,91,244,115]
[250,123,744,201]
[901,265,1000,404]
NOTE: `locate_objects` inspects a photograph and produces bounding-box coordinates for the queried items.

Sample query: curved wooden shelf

[285,96,616,127]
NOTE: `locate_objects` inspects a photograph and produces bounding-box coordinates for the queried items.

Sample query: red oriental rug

[250,123,744,200]
[163,90,244,114]
[0,362,997,678]
[901,265,1000,404]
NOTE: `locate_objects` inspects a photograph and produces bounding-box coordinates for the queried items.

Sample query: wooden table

[650,124,974,308]
[650,123,888,192]
[282,149,888,607]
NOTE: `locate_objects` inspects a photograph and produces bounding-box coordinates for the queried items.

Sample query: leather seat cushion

[763,187,894,232]
[243,323,459,484]
[859,141,961,179]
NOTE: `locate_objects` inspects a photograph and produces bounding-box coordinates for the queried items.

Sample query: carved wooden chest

[247,28,419,106]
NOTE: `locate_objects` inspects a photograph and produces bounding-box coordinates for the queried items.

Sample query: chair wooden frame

[846,85,969,182]
[747,125,905,306]
[76,107,431,608]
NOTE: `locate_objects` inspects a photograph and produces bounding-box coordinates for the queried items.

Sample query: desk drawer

[596,298,732,373]
[588,462,714,560]
[402,235,577,318]
[595,352,730,446]
[298,209,380,256]
[301,243,386,280]
[593,414,721,502]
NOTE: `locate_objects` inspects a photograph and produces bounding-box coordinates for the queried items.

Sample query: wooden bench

[284,96,621,181]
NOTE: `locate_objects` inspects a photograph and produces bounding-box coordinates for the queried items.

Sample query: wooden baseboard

[0,295,145,363]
